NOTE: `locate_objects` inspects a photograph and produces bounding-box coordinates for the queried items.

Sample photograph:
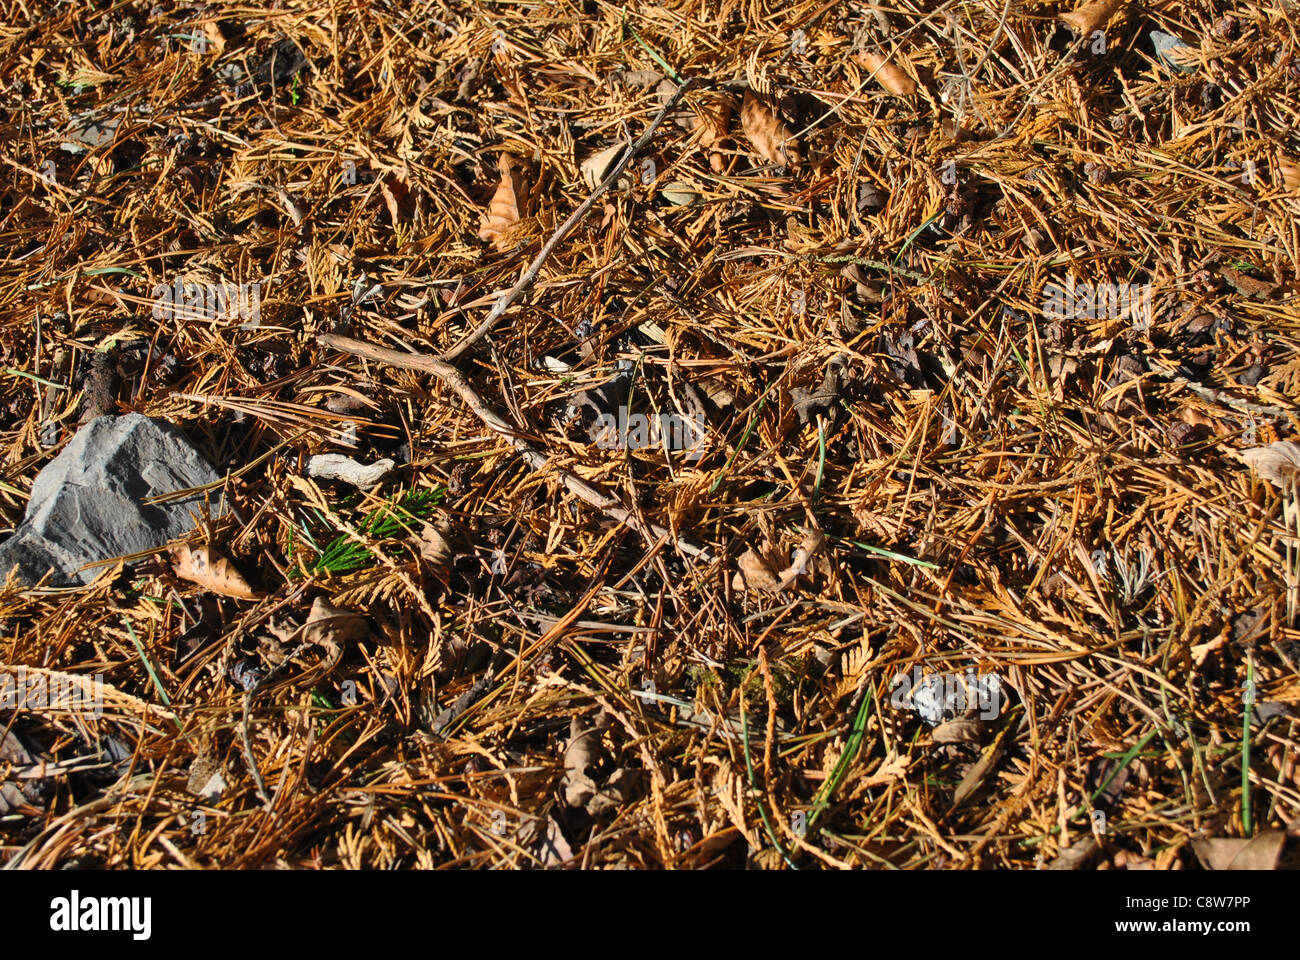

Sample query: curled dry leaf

[790,362,843,424]
[557,716,642,815]
[580,141,626,190]
[731,530,827,593]
[306,453,395,491]
[526,812,575,866]
[1239,441,1300,489]
[740,90,800,168]
[855,51,916,96]
[0,729,48,815]
[563,711,609,809]
[587,767,641,814]
[169,544,260,600]
[1192,831,1285,870]
[294,597,369,681]
[1060,0,1125,36]
[414,521,454,567]
[1047,836,1099,870]
[202,22,227,55]
[732,545,784,592]
[1279,157,1300,192]
[931,719,984,744]
[478,154,526,250]
[303,596,371,648]
[691,94,734,172]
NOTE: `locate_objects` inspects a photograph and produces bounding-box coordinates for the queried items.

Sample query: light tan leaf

[527,812,575,866]
[731,545,784,592]
[580,142,625,190]
[562,712,608,808]
[202,23,227,55]
[379,180,401,228]
[931,719,984,744]
[169,544,259,600]
[1239,441,1300,489]
[1279,157,1300,192]
[691,93,734,157]
[855,51,916,96]
[414,522,454,567]
[1192,831,1286,870]
[302,597,371,650]
[1060,0,1125,35]
[478,154,526,250]
[740,90,800,168]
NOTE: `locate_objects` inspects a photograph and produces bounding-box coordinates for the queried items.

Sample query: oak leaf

[740,90,800,168]
[478,154,526,250]
[1279,157,1300,192]
[1240,441,1300,490]
[170,544,260,600]
[1192,831,1285,870]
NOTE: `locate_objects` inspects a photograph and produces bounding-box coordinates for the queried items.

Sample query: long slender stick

[317,333,710,559]
[440,78,697,362]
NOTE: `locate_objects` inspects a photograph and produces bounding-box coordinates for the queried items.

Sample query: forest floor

[2,0,1300,869]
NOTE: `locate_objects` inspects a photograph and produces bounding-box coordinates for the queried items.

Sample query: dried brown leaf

[731,546,784,592]
[931,719,984,744]
[1060,0,1125,35]
[580,142,625,190]
[740,90,800,168]
[855,51,916,96]
[0,729,48,816]
[563,711,608,808]
[1239,441,1300,489]
[691,94,733,149]
[302,597,371,650]
[1047,836,1099,870]
[1192,831,1286,870]
[587,767,641,814]
[478,154,526,249]
[170,544,260,600]
[1279,157,1300,192]
[414,522,453,567]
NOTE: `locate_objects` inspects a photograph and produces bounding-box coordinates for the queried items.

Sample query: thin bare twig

[318,333,711,560]
[439,78,698,362]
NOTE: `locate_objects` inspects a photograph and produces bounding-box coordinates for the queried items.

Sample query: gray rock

[1150,30,1198,74]
[0,414,222,586]
[59,111,122,153]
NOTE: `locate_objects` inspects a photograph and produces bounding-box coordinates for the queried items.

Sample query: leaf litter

[0,0,1297,871]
